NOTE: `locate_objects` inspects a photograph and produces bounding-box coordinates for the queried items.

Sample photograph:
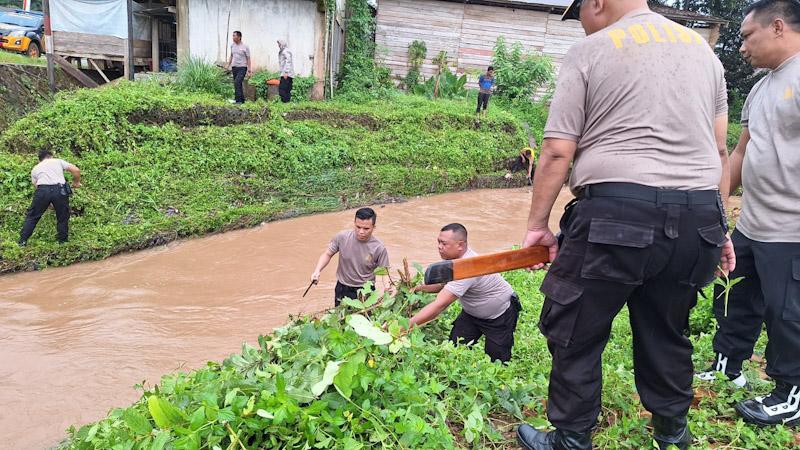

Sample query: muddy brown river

[0,188,740,449]
[0,188,571,449]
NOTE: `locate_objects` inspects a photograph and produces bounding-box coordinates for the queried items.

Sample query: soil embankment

[0,63,79,130]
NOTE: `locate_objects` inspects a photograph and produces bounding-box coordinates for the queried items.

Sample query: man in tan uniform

[516,1,733,449]
[19,149,81,246]
[409,223,522,362]
[695,0,800,427]
[312,208,389,306]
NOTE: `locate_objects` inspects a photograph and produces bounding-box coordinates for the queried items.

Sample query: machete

[424,246,550,284]
[302,280,318,297]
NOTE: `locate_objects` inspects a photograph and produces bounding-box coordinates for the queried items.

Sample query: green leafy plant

[174,56,233,98]
[404,40,427,89]
[713,269,745,317]
[249,71,317,102]
[337,0,394,99]
[491,37,555,102]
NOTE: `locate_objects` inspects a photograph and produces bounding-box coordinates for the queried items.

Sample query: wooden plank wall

[53,31,152,62]
[375,0,584,90]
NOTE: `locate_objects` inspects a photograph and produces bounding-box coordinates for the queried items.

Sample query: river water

[1,187,577,449]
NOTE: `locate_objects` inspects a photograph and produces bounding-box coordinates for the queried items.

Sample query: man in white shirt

[19,150,81,246]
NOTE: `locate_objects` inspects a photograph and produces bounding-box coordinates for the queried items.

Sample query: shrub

[174,56,233,99]
[403,40,427,89]
[249,71,317,102]
[491,37,555,102]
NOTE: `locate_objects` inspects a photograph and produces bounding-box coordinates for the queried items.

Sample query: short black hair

[355,207,377,224]
[38,149,53,161]
[487,66,494,71]
[745,0,800,31]
[233,30,242,38]
[441,223,468,241]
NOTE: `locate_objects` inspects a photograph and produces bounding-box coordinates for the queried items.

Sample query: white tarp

[51,0,150,40]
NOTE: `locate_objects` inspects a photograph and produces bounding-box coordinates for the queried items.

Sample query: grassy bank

[59,270,793,449]
[0,82,529,273]
[0,51,46,66]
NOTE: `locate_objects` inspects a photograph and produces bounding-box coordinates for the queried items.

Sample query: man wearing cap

[516,1,733,449]
[695,0,800,427]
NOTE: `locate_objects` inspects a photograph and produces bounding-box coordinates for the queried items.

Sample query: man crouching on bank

[409,223,522,362]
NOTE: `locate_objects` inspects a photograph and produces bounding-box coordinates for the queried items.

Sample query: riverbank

[0,82,530,275]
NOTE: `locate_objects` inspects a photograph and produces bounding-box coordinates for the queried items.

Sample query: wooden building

[375,0,727,88]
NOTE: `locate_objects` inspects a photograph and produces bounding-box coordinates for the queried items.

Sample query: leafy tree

[491,37,555,103]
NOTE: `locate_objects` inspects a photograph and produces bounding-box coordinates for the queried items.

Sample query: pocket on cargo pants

[538,274,584,347]
[580,218,655,285]
[783,257,800,321]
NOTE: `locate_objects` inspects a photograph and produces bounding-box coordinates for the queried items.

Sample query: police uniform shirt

[328,230,390,287]
[738,52,800,243]
[545,9,728,193]
[444,248,515,320]
[31,158,70,186]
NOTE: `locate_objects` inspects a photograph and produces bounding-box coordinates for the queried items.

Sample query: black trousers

[232,67,247,103]
[712,229,800,385]
[540,183,727,433]
[450,294,521,362]
[20,184,71,243]
[335,281,360,307]
[279,76,293,103]
[476,93,490,113]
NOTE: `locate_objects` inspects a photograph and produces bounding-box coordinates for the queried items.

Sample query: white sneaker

[695,353,749,389]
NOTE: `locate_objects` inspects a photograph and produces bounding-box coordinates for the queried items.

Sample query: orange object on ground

[266,79,280,86]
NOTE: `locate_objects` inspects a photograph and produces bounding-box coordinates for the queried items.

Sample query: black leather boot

[735,381,800,426]
[652,415,692,450]
[517,424,592,450]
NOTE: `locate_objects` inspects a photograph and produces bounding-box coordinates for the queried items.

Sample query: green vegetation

[0,50,46,66]
[174,56,233,99]
[249,71,317,103]
[491,38,554,103]
[336,0,393,100]
[59,268,793,449]
[404,40,427,89]
[0,82,528,273]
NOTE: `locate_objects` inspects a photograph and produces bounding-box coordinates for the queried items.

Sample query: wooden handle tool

[424,246,550,284]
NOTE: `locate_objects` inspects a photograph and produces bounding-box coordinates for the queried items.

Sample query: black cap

[562,0,581,21]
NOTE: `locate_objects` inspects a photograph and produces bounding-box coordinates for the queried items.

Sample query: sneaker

[695,353,749,389]
[735,382,800,426]
[18,240,27,247]
[516,424,592,450]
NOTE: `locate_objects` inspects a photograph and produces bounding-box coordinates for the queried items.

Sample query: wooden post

[176,0,189,63]
[42,0,56,92]
[151,18,160,72]
[126,0,135,80]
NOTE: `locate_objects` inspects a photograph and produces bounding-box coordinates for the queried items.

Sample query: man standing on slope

[516,0,734,449]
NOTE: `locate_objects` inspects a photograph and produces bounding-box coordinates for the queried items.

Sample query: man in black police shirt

[516,0,734,449]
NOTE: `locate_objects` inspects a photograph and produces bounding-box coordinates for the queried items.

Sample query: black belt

[581,182,718,205]
[36,184,63,190]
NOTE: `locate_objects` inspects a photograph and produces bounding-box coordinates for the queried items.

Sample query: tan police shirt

[328,230,390,287]
[737,52,800,243]
[444,249,515,320]
[230,43,250,68]
[31,158,70,186]
[545,9,728,193]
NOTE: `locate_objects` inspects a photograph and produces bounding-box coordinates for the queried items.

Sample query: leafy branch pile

[60,268,797,449]
[62,269,537,450]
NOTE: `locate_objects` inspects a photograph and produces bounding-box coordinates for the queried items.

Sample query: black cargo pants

[19,184,71,243]
[539,183,728,433]
[711,229,800,385]
[450,294,522,363]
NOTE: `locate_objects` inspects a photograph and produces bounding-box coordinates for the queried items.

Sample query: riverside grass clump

[59,270,795,449]
[0,82,529,273]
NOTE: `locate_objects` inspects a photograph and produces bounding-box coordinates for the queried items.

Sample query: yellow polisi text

[608,22,705,49]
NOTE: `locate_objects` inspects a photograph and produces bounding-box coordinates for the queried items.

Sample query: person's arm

[714,115,731,204]
[312,249,335,282]
[728,127,750,194]
[411,283,444,294]
[522,138,577,264]
[246,47,252,76]
[226,51,232,70]
[66,164,81,188]
[409,288,458,328]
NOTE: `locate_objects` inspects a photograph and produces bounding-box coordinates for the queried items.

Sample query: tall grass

[174,56,233,98]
